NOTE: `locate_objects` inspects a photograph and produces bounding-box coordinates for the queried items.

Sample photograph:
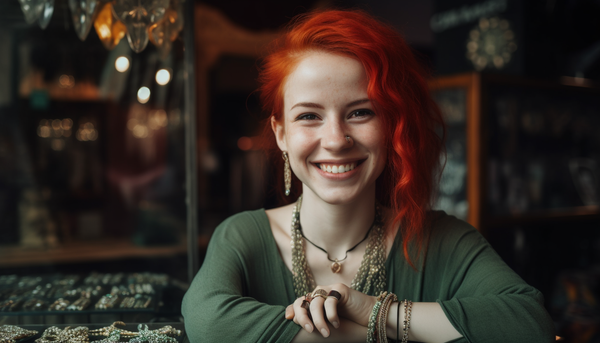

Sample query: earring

[282,151,291,196]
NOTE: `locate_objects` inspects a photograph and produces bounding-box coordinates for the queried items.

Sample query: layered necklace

[291,195,387,297]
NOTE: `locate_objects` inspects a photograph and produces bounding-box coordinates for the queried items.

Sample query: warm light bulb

[115,56,130,72]
[155,69,171,85]
[138,87,151,104]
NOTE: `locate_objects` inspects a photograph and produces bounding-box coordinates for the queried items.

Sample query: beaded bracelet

[401,299,412,343]
[367,291,387,343]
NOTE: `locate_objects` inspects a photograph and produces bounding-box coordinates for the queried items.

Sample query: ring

[304,293,313,303]
[328,290,341,301]
[312,289,328,298]
[301,300,310,310]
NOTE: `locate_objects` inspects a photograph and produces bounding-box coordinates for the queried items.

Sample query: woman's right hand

[285,283,377,337]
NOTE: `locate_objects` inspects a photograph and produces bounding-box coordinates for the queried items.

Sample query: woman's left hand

[285,283,377,337]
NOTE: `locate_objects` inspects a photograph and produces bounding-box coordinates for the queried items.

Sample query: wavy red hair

[258,10,445,268]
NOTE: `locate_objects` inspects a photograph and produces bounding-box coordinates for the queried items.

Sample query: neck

[298,186,377,259]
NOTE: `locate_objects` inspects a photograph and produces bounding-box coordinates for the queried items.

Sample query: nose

[321,118,352,151]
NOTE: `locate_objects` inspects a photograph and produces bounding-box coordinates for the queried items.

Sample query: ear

[271,115,287,151]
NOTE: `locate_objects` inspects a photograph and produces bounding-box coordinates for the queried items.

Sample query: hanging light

[137,87,151,104]
[155,69,171,85]
[115,56,130,73]
[112,0,170,53]
[94,2,126,50]
[68,0,100,41]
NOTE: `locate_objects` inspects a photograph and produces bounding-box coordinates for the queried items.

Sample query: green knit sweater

[182,210,555,342]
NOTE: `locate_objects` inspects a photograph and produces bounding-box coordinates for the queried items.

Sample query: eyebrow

[290,98,371,111]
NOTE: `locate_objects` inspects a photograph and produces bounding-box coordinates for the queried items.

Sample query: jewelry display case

[430,72,600,232]
[0,0,198,330]
[430,72,600,341]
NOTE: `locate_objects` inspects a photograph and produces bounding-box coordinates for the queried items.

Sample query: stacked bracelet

[400,299,412,343]
[367,291,398,343]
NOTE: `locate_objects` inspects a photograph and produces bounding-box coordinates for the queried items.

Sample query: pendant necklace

[291,195,387,298]
[299,216,373,274]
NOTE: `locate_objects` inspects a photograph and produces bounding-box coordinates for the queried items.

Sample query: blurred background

[0,0,599,341]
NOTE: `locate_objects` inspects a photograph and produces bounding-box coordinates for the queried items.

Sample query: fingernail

[321,328,329,337]
[332,321,339,328]
[304,324,313,333]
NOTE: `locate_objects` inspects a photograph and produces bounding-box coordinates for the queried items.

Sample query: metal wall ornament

[68,0,101,41]
[94,2,127,50]
[112,0,170,53]
[466,17,517,71]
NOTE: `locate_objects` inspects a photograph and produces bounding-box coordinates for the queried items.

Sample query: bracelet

[367,291,387,343]
[377,293,398,343]
[401,299,412,343]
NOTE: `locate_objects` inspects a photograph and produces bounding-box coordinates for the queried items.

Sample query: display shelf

[0,239,188,268]
[486,206,600,228]
[430,72,600,234]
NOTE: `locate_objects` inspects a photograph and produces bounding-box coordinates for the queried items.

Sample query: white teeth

[319,162,357,174]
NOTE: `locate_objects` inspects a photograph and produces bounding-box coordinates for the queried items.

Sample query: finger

[293,296,314,333]
[309,296,329,337]
[324,293,340,329]
[285,305,294,320]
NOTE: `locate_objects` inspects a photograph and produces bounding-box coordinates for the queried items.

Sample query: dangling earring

[282,151,291,196]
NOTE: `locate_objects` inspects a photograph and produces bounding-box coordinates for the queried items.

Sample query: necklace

[291,195,387,297]
[299,215,373,274]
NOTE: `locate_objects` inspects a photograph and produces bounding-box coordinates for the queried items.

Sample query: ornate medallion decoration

[466,17,517,71]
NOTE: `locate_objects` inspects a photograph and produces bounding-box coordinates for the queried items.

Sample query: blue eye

[349,109,374,118]
[296,113,318,121]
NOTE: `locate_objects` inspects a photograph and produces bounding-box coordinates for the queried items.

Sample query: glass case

[0,0,195,327]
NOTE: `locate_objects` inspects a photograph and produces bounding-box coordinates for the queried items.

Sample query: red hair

[258,10,445,268]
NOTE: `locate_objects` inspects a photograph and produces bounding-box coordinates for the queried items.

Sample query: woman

[182,9,555,343]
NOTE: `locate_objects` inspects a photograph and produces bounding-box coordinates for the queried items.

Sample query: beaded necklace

[291,195,387,297]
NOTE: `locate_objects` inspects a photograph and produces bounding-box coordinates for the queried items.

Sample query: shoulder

[426,210,489,256]
[210,209,270,248]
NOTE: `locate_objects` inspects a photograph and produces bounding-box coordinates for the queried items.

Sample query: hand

[285,283,377,337]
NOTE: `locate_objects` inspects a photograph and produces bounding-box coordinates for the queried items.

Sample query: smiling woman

[182,9,555,343]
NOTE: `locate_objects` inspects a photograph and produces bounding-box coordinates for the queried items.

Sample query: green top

[182,210,555,342]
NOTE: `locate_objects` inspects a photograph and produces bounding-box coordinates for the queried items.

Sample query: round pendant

[331,261,342,274]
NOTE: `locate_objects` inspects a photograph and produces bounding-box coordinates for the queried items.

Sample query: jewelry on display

[282,151,292,196]
[291,195,387,297]
[48,298,69,311]
[36,326,89,343]
[130,324,178,343]
[328,290,341,301]
[401,299,412,343]
[0,325,38,343]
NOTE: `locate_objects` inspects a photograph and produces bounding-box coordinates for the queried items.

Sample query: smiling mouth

[315,160,365,174]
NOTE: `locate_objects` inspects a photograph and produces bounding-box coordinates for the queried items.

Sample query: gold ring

[312,289,328,298]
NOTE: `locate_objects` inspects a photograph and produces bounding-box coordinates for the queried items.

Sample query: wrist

[386,301,400,341]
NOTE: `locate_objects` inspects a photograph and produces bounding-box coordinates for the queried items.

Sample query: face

[272,51,386,204]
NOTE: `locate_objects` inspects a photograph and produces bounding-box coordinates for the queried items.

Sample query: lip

[311,158,366,180]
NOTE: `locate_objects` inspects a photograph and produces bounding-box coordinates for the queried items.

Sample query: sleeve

[181,213,301,343]
[430,217,555,343]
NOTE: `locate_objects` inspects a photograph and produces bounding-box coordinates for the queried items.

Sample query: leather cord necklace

[298,219,373,273]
